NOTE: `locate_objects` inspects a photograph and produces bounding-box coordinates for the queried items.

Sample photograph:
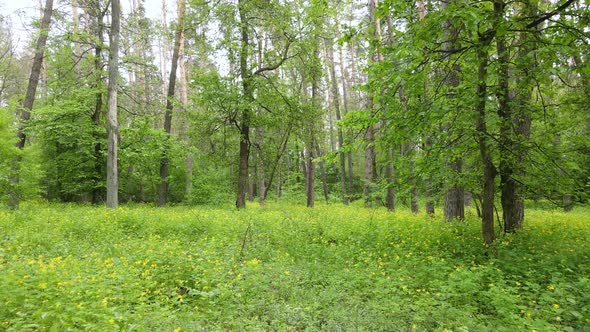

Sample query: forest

[0,0,589,330]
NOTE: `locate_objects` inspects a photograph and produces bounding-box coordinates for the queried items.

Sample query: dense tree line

[0,0,588,244]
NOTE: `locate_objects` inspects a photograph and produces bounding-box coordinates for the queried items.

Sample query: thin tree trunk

[325,38,348,205]
[256,126,266,206]
[494,0,520,232]
[425,136,435,215]
[305,144,315,208]
[157,0,185,206]
[365,0,384,206]
[275,159,282,202]
[364,125,375,206]
[338,44,354,198]
[159,0,169,101]
[236,0,252,209]
[385,148,395,211]
[248,164,256,202]
[510,0,538,226]
[106,0,120,209]
[91,4,105,204]
[476,33,496,245]
[178,22,193,202]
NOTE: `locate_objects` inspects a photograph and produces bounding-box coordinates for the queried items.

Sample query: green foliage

[0,108,17,203]
[1,204,588,330]
[0,107,43,204]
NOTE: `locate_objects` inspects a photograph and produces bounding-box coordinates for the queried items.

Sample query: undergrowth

[0,203,588,331]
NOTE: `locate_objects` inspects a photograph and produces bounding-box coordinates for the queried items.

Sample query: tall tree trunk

[306,37,322,208]
[476,32,496,245]
[158,0,185,206]
[365,0,385,207]
[106,0,120,209]
[510,0,538,226]
[91,2,105,204]
[236,0,252,209]
[8,0,53,209]
[325,37,348,205]
[442,0,465,221]
[256,125,266,206]
[159,0,170,101]
[338,44,354,197]
[494,0,519,232]
[305,143,315,208]
[178,20,193,203]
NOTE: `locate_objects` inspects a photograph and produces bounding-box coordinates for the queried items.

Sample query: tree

[441,0,465,222]
[158,0,186,206]
[106,0,120,209]
[235,0,292,209]
[324,36,348,205]
[9,0,53,209]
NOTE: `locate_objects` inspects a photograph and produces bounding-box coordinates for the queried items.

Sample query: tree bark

[325,37,348,205]
[338,43,354,197]
[510,0,538,226]
[494,0,521,232]
[158,0,185,206]
[476,33,496,245]
[178,20,192,203]
[425,136,435,215]
[305,144,315,208]
[8,0,53,209]
[256,125,266,206]
[385,148,395,211]
[442,0,465,221]
[91,2,105,204]
[106,0,120,209]
[236,0,252,209]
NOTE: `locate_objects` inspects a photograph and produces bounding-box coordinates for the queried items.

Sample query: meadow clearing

[0,203,589,331]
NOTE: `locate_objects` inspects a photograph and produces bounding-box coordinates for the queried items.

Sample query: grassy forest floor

[0,202,589,331]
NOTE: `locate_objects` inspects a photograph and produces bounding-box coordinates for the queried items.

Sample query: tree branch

[526,0,576,28]
[253,34,293,76]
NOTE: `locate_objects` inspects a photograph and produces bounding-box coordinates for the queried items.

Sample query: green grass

[0,202,589,331]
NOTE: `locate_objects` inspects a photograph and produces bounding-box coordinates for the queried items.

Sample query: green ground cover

[0,203,589,331]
